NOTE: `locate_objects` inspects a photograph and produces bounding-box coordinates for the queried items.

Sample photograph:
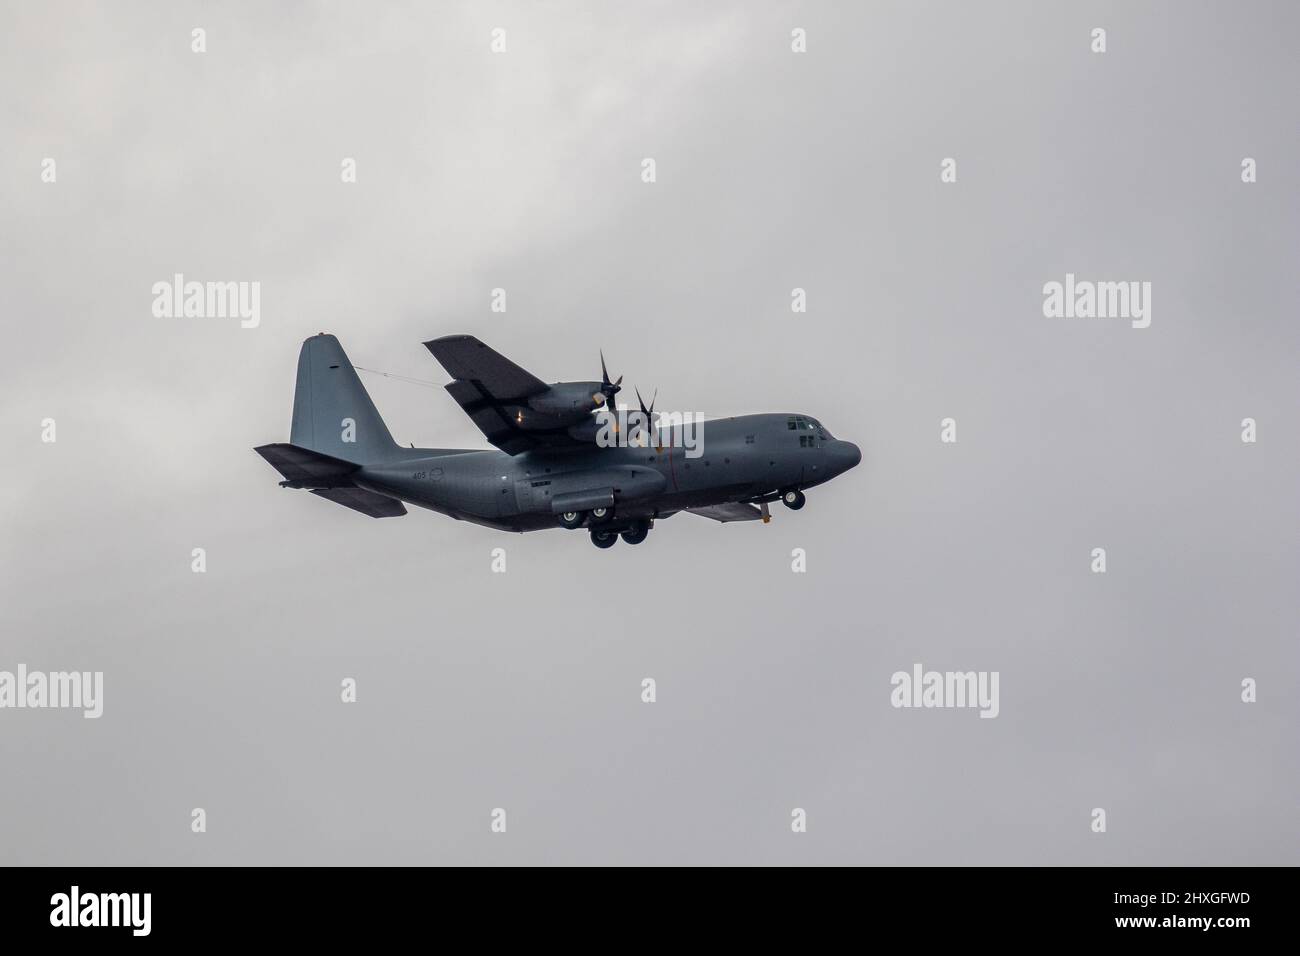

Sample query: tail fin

[290,334,397,463]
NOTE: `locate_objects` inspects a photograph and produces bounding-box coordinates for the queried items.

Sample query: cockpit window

[790,416,832,442]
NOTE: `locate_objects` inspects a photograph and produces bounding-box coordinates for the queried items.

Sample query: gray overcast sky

[1,0,1296,865]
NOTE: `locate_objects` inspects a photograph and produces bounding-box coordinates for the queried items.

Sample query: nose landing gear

[781,489,806,510]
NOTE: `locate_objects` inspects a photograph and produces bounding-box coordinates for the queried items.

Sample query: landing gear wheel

[558,511,584,530]
[782,489,806,511]
[590,529,618,549]
[590,506,611,522]
[621,522,649,545]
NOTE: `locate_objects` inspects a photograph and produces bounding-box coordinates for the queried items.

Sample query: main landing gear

[589,521,649,548]
[620,521,649,545]
[569,509,651,548]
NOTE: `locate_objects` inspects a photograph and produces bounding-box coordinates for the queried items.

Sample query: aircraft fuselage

[357,413,861,533]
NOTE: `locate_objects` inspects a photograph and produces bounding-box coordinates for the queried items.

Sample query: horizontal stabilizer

[685,502,763,523]
[254,443,358,488]
[309,487,407,518]
[255,443,406,518]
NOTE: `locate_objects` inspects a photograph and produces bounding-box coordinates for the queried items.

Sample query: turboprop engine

[527,381,606,424]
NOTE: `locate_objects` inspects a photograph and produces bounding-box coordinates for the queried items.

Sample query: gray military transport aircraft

[255,334,861,548]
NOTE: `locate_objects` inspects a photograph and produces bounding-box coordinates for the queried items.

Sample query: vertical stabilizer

[290,334,397,463]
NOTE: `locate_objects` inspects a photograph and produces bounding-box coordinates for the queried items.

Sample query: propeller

[634,387,658,446]
[591,350,625,433]
[597,350,623,409]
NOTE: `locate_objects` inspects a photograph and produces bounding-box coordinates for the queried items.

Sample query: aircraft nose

[833,440,862,473]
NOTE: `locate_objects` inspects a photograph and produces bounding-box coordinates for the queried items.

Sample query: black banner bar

[0,866,1286,942]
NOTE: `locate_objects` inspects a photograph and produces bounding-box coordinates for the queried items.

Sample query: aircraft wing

[425,334,548,398]
[685,502,764,522]
[424,334,587,455]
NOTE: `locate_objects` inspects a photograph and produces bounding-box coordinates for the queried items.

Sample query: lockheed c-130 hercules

[255,333,861,548]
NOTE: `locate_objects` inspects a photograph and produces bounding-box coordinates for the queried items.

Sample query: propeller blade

[634,387,659,445]
[597,350,622,408]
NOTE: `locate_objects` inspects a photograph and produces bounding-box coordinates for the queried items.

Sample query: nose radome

[838,441,862,471]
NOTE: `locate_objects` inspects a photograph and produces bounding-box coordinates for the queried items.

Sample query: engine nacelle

[527,382,604,425]
[565,416,604,443]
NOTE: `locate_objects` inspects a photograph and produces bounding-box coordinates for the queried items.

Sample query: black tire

[558,511,584,530]
[782,489,806,511]
[590,529,618,549]
[621,522,649,545]
[590,506,612,523]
